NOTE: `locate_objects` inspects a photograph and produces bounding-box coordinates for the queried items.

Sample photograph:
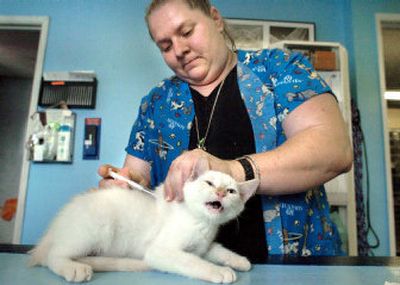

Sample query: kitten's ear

[238,178,259,203]
[189,157,210,181]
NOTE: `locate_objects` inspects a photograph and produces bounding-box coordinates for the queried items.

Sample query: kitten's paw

[229,256,251,272]
[61,263,93,282]
[208,266,236,284]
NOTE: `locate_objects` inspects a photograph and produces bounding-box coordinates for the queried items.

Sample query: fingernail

[177,193,183,202]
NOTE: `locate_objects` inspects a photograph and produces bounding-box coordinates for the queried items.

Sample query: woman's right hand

[98,163,150,189]
[98,164,131,189]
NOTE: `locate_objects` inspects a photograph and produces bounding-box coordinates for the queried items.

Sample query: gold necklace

[194,79,225,150]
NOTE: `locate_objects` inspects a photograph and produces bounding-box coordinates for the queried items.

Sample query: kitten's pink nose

[216,188,226,198]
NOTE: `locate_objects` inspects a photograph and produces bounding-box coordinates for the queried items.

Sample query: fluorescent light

[385,91,400,100]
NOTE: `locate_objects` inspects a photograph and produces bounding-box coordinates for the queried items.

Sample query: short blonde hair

[145,0,212,25]
[145,0,236,50]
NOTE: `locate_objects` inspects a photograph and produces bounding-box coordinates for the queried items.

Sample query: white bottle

[33,142,44,161]
[57,118,73,162]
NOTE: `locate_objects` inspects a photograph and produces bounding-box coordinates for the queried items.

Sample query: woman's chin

[180,69,210,86]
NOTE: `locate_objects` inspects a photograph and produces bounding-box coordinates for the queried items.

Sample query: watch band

[236,157,255,181]
[244,155,260,180]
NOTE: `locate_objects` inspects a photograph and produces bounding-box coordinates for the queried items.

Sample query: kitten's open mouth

[205,201,224,213]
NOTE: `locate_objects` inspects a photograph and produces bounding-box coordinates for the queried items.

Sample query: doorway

[376,13,400,256]
[0,16,49,243]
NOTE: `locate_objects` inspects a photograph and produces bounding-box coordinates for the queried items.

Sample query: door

[0,16,48,243]
[376,13,400,256]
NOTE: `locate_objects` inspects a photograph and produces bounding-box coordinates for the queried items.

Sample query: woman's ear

[210,6,224,32]
[238,179,259,203]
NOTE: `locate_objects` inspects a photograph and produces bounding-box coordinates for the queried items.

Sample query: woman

[99,0,353,261]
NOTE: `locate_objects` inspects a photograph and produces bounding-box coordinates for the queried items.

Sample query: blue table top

[1,253,399,285]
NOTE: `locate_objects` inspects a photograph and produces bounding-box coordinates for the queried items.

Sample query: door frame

[376,13,398,256]
[0,16,49,243]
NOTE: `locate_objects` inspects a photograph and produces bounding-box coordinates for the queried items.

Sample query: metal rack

[272,41,357,255]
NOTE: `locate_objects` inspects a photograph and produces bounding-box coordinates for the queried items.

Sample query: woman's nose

[173,38,189,57]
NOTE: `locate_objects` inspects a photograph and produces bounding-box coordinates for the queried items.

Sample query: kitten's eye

[227,188,237,194]
[205,180,214,187]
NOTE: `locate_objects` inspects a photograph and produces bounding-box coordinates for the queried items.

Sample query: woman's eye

[161,45,172,52]
[227,188,237,194]
[182,29,193,37]
[205,180,214,187]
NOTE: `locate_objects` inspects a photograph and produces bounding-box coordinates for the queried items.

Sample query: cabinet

[271,41,357,255]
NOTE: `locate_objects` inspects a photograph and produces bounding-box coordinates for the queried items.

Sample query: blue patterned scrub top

[126,48,343,256]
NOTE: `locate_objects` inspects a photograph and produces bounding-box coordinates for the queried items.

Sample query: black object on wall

[39,72,97,109]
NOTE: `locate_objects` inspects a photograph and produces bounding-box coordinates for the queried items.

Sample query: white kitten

[29,159,258,283]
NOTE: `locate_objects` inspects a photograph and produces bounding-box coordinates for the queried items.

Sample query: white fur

[29,170,257,283]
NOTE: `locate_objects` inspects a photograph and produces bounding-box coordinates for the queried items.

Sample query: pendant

[197,137,206,150]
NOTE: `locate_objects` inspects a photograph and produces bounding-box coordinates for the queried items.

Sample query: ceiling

[0,29,40,78]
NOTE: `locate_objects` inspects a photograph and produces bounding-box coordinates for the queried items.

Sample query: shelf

[272,40,357,256]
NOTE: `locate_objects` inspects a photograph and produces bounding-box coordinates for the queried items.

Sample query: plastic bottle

[56,118,73,162]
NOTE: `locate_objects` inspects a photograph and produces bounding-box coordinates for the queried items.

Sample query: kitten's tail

[27,230,53,267]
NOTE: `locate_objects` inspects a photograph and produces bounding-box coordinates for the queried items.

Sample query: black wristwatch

[236,157,255,181]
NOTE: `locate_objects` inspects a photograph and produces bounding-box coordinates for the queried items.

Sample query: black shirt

[188,66,268,263]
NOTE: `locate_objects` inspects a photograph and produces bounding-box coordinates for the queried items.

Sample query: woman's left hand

[163,149,238,202]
